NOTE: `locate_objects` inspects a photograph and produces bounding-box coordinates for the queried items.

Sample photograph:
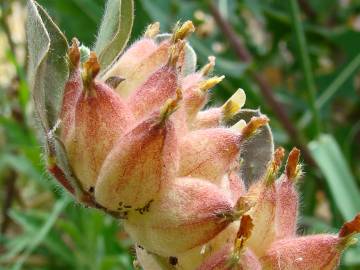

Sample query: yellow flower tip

[230,119,246,133]
[144,22,160,38]
[240,116,269,141]
[199,75,225,92]
[81,51,100,95]
[68,37,80,68]
[168,40,186,67]
[222,88,246,120]
[265,146,286,184]
[285,147,301,181]
[172,20,195,42]
[159,88,183,123]
[200,55,216,76]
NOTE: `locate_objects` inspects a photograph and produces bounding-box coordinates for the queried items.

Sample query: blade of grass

[309,134,360,221]
[289,0,321,137]
[11,197,69,270]
[299,52,360,128]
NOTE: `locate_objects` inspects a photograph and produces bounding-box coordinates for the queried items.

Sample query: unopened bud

[95,111,178,213]
[65,81,133,193]
[128,62,179,120]
[275,149,301,239]
[179,128,241,183]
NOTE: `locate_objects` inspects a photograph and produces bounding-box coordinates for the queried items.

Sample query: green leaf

[27,0,69,133]
[94,0,134,70]
[225,109,274,186]
[309,134,360,221]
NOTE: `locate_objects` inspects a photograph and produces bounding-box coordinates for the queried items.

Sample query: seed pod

[64,53,133,192]
[94,99,179,213]
[124,177,237,256]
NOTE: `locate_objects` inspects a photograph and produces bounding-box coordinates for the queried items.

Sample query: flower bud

[193,107,223,129]
[94,100,179,214]
[197,215,261,270]
[60,39,82,143]
[245,147,284,257]
[64,53,133,192]
[183,75,224,124]
[106,21,193,97]
[221,170,246,205]
[124,177,236,256]
[128,64,178,121]
[275,148,301,239]
[179,127,240,183]
[192,88,246,129]
[176,222,240,270]
[179,117,268,184]
[262,214,360,270]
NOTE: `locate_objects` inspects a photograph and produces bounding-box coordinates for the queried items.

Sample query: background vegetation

[1,0,360,269]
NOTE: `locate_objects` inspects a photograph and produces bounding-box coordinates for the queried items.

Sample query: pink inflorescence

[57,21,360,270]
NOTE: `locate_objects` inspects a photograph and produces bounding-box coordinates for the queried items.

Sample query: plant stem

[289,0,321,137]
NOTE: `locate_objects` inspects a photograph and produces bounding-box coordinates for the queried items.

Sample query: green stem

[289,0,321,137]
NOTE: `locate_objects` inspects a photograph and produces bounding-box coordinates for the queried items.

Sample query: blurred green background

[1,0,360,269]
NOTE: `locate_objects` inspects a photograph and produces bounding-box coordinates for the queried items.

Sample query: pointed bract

[95,111,178,213]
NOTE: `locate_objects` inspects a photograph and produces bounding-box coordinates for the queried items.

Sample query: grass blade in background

[11,197,69,270]
[94,0,134,70]
[309,134,360,221]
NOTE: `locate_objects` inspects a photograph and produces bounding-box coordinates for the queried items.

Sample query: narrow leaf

[95,0,134,70]
[27,0,69,132]
[309,134,360,221]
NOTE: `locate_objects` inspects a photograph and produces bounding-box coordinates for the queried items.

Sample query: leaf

[94,0,134,70]
[224,109,274,186]
[309,134,360,221]
[27,0,69,133]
